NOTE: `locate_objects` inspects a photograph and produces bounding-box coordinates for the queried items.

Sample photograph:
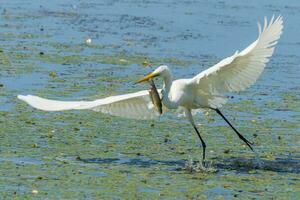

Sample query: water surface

[0,0,299,199]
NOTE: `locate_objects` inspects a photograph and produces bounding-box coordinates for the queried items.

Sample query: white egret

[18,16,283,161]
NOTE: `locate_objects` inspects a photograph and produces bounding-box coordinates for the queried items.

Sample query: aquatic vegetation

[0,0,299,199]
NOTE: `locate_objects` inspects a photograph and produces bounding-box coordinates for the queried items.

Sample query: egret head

[136,65,170,84]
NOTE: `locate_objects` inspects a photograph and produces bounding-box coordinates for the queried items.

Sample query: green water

[0,0,299,199]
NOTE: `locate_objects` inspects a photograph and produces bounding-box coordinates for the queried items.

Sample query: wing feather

[18,90,161,120]
[191,15,283,107]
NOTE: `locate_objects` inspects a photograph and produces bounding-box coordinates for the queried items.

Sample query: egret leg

[212,108,253,151]
[193,125,206,161]
[185,108,207,161]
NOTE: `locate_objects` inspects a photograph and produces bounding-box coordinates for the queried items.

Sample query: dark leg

[193,126,206,161]
[212,108,253,151]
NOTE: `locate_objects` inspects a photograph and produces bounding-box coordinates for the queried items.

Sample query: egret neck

[160,67,178,109]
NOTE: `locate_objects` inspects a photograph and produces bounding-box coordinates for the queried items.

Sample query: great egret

[18,16,283,161]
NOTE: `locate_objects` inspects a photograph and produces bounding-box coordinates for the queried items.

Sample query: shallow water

[0,0,299,199]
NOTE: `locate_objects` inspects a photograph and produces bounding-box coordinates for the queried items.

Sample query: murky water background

[0,0,299,199]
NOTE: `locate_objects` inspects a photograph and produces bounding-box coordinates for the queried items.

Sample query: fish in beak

[135,72,159,84]
[148,79,163,115]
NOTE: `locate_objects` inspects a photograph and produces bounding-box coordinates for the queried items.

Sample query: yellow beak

[135,72,159,84]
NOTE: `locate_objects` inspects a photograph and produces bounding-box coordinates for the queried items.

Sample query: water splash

[183,156,217,173]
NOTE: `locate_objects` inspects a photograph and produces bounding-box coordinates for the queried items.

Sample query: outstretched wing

[191,15,283,107]
[18,90,162,120]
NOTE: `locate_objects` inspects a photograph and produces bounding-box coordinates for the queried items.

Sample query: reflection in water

[81,157,185,168]
[80,156,300,173]
[216,156,300,173]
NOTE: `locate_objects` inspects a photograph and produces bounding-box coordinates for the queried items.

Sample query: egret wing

[18,90,162,120]
[191,16,283,107]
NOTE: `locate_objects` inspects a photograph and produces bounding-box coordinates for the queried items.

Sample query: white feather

[191,15,283,108]
[18,90,161,120]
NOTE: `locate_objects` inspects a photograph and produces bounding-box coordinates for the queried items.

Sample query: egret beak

[135,72,159,84]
